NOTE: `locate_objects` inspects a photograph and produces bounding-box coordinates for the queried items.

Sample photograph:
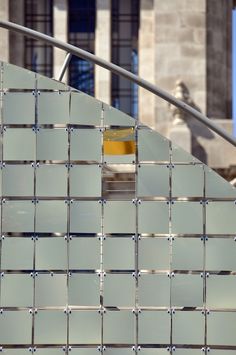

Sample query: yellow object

[104,128,135,155]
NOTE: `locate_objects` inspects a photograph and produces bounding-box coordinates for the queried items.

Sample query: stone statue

[169,79,195,125]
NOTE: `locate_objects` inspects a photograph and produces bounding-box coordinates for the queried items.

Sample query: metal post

[57,52,72,82]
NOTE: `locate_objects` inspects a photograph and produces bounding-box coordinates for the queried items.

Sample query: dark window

[68,0,96,94]
[112,0,140,118]
[24,0,53,77]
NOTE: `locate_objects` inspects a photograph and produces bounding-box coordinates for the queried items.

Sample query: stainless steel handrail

[0,20,236,147]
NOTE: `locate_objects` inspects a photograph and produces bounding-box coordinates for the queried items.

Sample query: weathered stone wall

[0,0,9,62]
[206,0,233,118]
[154,0,207,135]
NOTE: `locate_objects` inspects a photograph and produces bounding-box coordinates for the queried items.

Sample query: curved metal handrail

[1,20,236,147]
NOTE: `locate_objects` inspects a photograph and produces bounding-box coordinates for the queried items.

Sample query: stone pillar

[138,0,155,128]
[95,0,111,104]
[0,0,9,62]
[9,0,24,67]
[154,0,207,135]
[53,0,68,80]
[206,0,233,118]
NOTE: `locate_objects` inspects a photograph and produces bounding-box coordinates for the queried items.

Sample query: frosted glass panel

[3,92,35,124]
[138,164,169,197]
[1,237,34,270]
[38,92,70,124]
[103,311,134,344]
[70,129,101,161]
[35,311,67,344]
[206,276,236,309]
[171,143,199,163]
[138,274,170,307]
[206,202,236,234]
[3,129,35,160]
[35,274,67,307]
[138,311,170,344]
[138,129,170,162]
[0,311,32,344]
[69,350,100,355]
[172,275,203,307]
[104,104,135,126]
[70,165,101,197]
[103,237,134,270]
[1,274,33,307]
[138,202,169,234]
[3,62,35,89]
[36,201,67,233]
[36,165,67,196]
[37,129,68,161]
[205,167,236,198]
[172,165,204,197]
[140,351,170,355]
[69,274,100,306]
[69,237,100,269]
[69,311,101,344]
[104,201,135,233]
[36,237,67,270]
[139,237,170,270]
[172,312,204,345]
[104,274,135,307]
[2,201,34,233]
[70,91,102,125]
[171,202,203,234]
[70,201,101,233]
[3,165,34,196]
[206,238,236,271]
[172,238,203,270]
[207,312,236,346]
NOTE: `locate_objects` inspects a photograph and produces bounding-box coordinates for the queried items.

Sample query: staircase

[0,61,236,354]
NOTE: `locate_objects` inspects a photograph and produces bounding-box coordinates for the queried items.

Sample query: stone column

[154,0,207,135]
[9,0,24,67]
[0,0,9,62]
[138,0,155,128]
[53,0,68,80]
[95,0,111,104]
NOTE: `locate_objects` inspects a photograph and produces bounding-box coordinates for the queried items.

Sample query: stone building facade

[0,0,236,177]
